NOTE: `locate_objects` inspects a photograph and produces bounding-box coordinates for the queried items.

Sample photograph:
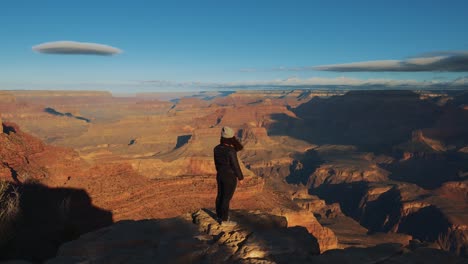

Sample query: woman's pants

[215,174,237,221]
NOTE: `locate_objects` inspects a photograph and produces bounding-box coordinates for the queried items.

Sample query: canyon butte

[0,89,467,263]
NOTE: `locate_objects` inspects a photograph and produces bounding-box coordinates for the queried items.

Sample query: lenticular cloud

[32,41,122,56]
[314,51,468,72]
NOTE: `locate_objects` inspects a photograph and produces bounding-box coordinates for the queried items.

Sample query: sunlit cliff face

[0,89,467,259]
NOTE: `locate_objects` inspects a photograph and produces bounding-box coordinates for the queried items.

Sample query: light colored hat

[221,126,235,138]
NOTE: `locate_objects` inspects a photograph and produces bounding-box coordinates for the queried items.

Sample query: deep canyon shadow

[269,90,467,153]
[286,149,324,185]
[269,90,468,189]
[383,152,468,189]
[309,182,370,219]
[44,107,91,123]
[2,123,17,134]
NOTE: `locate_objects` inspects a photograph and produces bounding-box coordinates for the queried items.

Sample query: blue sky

[1,0,467,93]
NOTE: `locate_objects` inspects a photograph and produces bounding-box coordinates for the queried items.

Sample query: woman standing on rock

[214,126,244,226]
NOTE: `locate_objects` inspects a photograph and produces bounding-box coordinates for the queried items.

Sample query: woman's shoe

[221,220,237,227]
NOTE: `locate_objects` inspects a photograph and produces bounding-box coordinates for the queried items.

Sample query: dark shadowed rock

[310,243,466,264]
[1,182,113,262]
[47,216,207,264]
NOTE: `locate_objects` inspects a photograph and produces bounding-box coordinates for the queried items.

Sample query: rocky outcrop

[307,162,389,188]
[376,185,467,256]
[193,209,321,262]
[327,182,468,257]
[47,209,321,264]
[291,188,343,219]
[275,209,338,252]
[411,130,447,152]
[288,188,413,251]
[459,146,468,153]
[436,180,468,203]
[0,121,84,184]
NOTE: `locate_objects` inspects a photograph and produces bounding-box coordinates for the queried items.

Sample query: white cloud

[264,51,468,72]
[314,51,468,72]
[32,41,122,56]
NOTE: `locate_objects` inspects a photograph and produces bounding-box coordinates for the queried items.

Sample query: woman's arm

[228,149,244,180]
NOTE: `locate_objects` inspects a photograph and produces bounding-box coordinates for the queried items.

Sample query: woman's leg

[215,176,223,219]
[219,176,237,221]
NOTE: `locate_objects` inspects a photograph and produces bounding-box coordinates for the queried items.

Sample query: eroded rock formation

[313,181,468,257]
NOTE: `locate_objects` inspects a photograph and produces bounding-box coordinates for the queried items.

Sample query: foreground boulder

[271,208,338,252]
[192,209,320,263]
[47,209,320,264]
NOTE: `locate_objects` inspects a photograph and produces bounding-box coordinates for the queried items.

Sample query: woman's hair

[220,137,244,152]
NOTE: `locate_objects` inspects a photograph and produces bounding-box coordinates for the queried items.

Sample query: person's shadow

[201,208,218,220]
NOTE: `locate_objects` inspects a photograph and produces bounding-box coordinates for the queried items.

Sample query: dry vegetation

[0,180,20,248]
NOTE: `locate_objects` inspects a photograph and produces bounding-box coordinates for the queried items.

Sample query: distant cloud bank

[314,51,468,72]
[139,76,468,90]
[264,51,468,72]
[32,41,122,56]
[4,76,467,93]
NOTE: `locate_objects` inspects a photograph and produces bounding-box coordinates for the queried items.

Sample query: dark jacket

[213,144,244,180]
